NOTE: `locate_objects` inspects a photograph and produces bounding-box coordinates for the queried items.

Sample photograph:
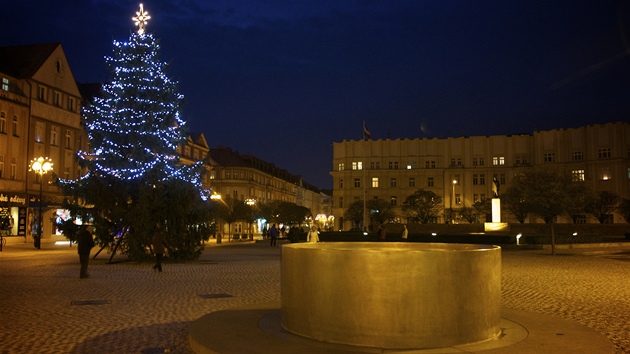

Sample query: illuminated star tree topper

[132,3,151,35]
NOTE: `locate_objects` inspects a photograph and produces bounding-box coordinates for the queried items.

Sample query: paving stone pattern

[0,242,629,353]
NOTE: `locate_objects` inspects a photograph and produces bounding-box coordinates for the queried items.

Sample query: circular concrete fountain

[281,242,502,349]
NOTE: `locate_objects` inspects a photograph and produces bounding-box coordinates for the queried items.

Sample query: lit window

[0,112,5,134]
[338,163,344,171]
[1,78,8,91]
[572,170,585,182]
[352,161,363,170]
[372,177,379,188]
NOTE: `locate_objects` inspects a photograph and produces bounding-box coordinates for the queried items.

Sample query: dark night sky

[3,1,630,189]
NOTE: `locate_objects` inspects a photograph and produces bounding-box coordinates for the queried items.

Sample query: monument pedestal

[485,198,508,232]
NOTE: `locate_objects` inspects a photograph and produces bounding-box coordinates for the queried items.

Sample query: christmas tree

[59,4,210,260]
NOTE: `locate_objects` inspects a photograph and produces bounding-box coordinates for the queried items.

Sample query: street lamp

[451,179,457,224]
[29,157,53,249]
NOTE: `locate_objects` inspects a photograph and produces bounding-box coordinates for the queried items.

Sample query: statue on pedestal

[492,177,500,198]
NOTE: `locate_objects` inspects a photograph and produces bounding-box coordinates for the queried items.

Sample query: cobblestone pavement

[1,241,629,354]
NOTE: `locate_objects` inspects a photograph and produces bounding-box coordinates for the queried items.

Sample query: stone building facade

[207,146,332,233]
[0,43,86,242]
[331,121,630,230]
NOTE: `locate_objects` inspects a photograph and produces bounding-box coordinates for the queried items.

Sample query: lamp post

[451,179,457,224]
[210,193,222,243]
[29,157,53,249]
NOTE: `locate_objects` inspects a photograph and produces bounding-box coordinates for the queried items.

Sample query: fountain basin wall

[281,242,502,349]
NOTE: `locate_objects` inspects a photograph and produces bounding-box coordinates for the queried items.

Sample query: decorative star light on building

[132,3,151,35]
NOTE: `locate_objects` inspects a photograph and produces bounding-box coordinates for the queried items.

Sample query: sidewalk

[1,240,629,353]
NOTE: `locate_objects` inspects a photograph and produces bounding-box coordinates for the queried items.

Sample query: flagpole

[363,138,367,232]
[362,121,370,233]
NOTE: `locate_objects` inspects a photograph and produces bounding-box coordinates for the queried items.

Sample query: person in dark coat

[378,226,386,241]
[152,224,165,272]
[78,225,95,278]
[269,224,278,246]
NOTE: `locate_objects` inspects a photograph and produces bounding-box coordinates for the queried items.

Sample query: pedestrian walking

[152,224,165,272]
[307,226,319,243]
[378,226,386,241]
[78,225,95,278]
[269,224,278,246]
[401,224,408,241]
[32,216,41,249]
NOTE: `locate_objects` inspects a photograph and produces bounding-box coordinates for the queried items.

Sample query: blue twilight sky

[2,1,630,189]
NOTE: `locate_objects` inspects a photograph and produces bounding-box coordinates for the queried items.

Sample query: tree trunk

[550,222,556,256]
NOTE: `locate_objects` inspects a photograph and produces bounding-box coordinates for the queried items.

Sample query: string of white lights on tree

[59,4,207,198]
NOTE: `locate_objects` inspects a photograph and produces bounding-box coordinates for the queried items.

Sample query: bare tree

[344,199,365,230]
[473,199,492,223]
[402,189,442,224]
[501,182,530,223]
[618,198,630,223]
[367,198,397,226]
[509,169,582,255]
[587,191,620,224]
[459,206,478,223]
